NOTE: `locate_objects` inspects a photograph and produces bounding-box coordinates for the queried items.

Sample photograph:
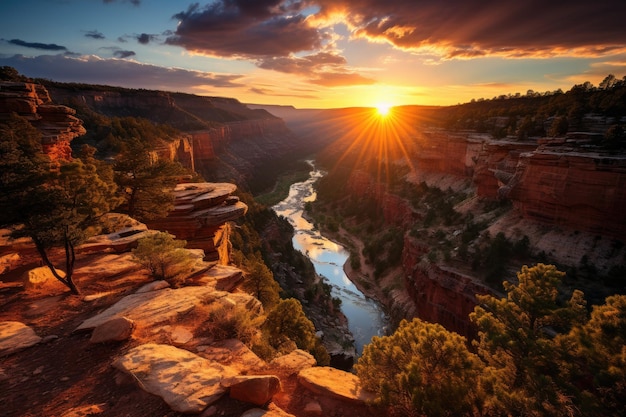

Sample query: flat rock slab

[112,343,238,413]
[200,264,243,291]
[0,321,42,356]
[197,339,266,371]
[75,286,219,331]
[270,349,316,374]
[298,367,375,405]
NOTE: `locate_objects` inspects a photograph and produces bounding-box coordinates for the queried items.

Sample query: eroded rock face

[0,81,85,161]
[402,237,490,338]
[508,151,626,239]
[146,183,247,262]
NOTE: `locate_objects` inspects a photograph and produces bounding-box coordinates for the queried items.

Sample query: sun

[375,102,392,117]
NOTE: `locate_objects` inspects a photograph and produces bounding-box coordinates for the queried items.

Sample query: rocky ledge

[146,183,248,262]
[0,81,86,160]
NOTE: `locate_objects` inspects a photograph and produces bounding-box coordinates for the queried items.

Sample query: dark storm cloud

[0,54,244,90]
[166,1,323,58]
[6,39,67,51]
[314,0,626,58]
[84,30,105,40]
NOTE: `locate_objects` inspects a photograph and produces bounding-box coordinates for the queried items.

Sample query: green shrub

[132,232,196,282]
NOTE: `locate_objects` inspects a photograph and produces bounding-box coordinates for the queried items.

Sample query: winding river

[272,163,387,355]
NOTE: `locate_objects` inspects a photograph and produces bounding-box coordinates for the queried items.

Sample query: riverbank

[312,221,415,331]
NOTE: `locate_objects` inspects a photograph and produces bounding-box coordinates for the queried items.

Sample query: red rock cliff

[402,237,490,338]
[0,82,86,160]
[507,151,626,239]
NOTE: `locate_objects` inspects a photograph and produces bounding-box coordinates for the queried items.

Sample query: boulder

[270,349,316,374]
[198,264,244,291]
[112,343,238,413]
[224,375,281,406]
[0,321,42,356]
[22,266,65,290]
[89,317,135,344]
[297,367,375,404]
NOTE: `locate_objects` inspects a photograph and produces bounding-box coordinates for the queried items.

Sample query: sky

[1,0,625,109]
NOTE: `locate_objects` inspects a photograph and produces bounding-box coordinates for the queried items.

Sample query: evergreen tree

[1,115,121,294]
[114,137,185,221]
[470,263,587,416]
[132,232,196,282]
[356,318,484,417]
[558,294,626,416]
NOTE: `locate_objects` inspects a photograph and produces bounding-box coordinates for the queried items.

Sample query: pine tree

[470,263,587,416]
[1,114,121,294]
[356,318,484,417]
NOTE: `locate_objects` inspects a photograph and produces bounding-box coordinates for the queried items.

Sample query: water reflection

[273,162,387,355]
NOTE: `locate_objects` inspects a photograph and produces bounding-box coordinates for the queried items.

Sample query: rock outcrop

[0,81,86,160]
[412,130,626,238]
[112,343,239,413]
[507,150,626,239]
[297,367,375,405]
[145,182,248,262]
[402,237,490,338]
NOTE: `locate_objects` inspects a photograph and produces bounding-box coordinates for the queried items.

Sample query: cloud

[166,2,324,58]
[6,39,67,51]
[98,46,136,58]
[258,52,376,86]
[313,0,626,59]
[0,54,244,90]
[113,50,136,59]
[136,33,158,45]
[84,30,105,40]
[103,0,140,6]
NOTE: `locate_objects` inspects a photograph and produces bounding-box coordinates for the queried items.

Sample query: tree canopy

[0,115,121,294]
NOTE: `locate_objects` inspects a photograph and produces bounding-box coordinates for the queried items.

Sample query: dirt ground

[0,250,382,417]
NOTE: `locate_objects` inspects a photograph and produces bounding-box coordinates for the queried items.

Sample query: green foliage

[470,264,587,416]
[132,232,195,282]
[356,318,484,417]
[264,298,329,365]
[558,294,626,415]
[114,137,185,221]
[201,302,264,348]
[241,251,281,309]
[1,115,121,294]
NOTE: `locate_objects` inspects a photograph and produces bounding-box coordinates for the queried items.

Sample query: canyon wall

[413,130,626,238]
[0,81,86,160]
[402,237,490,338]
[507,151,626,239]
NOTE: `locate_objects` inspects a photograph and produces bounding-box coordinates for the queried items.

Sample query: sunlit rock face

[0,82,85,160]
[414,130,626,238]
[507,151,626,239]
[145,183,247,262]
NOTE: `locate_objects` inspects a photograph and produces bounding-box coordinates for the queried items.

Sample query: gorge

[2,71,626,417]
